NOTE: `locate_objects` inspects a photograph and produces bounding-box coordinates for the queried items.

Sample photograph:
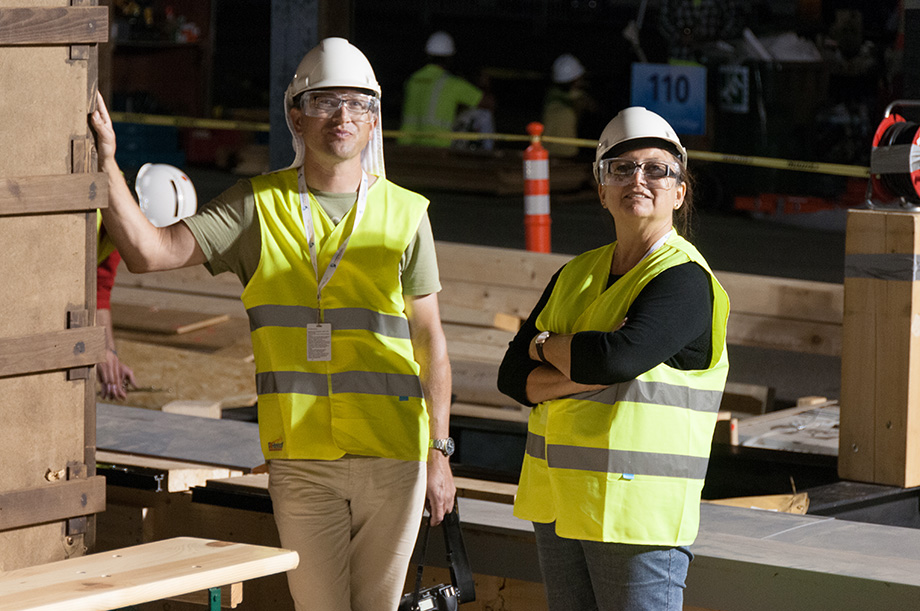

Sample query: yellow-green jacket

[399,64,483,147]
[244,169,430,462]
[514,232,730,545]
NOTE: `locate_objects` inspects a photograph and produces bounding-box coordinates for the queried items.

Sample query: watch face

[445,437,455,456]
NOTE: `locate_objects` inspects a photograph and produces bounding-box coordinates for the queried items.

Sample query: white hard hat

[283,38,385,177]
[134,164,197,228]
[552,53,585,84]
[425,31,455,57]
[594,107,687,183]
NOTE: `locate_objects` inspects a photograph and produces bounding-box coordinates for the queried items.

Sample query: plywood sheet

[0,45,87,176]
[111,303,231,335]
[0,214,86,338]
[0,370,84,491]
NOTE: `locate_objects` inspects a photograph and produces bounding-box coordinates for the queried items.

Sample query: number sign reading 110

[630,63,706,136]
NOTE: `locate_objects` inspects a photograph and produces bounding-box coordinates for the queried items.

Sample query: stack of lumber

[110,241,844,418]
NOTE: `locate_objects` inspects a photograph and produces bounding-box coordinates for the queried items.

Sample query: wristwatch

[534,330,551,363]
[429,437,455,457]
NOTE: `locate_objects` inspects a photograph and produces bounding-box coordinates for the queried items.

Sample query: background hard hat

[134,163,197,228]
[425,31,455,57]
[594,106,688,182]
[285,37,381,106]
[552,53,585,84]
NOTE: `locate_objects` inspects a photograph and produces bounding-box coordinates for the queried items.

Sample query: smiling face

[288,87,378,168]
[598,147,686,234]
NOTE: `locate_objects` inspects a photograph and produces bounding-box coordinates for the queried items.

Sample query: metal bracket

[67,309,92,381]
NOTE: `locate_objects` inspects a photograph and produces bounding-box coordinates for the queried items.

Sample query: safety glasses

[598,158,682,188]
[300,91,378,122]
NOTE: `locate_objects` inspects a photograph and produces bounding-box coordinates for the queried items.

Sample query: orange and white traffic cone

[523,122,551,253]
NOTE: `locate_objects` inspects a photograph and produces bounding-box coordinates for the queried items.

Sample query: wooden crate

[0,0,108,570]
[840,209,920,487]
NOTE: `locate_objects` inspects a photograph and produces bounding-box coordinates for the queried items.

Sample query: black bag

[398,503,476,611]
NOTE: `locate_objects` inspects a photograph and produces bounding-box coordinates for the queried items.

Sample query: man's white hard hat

[285,36,381,105]
[134,164,197,228]
[594,106,687,183]
[552,53,585,84]
[283,37,385,176]
[425,31,455,57]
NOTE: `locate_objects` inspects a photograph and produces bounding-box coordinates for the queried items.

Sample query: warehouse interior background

[97,0,901,409]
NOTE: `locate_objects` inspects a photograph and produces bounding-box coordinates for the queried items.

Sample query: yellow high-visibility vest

[244,168,430,461]
[514,232,730,545]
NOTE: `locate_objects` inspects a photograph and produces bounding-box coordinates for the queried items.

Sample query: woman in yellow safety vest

[498,106,729,611]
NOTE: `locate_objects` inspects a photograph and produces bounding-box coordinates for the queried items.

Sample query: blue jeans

[533,521,691,611]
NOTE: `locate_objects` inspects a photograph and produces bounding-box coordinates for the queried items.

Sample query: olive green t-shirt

[183,178,441,295]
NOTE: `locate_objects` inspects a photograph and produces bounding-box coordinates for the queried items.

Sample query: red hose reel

[869,101,920,207]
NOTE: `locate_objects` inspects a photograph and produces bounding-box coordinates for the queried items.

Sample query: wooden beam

[0,174,106,216]
[0,537,298,610]
[0,476,105,532]
[0,7,108,45]
[0,326,105,378]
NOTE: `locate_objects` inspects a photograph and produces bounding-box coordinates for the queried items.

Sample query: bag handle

[407,501,476,605]
[441,504,475,604]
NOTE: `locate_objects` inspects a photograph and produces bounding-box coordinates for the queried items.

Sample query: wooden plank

[726,311,841,356]
[0,476,105,532]
[0,537,298,611]
[454,476,517,504]
[113,262,243,298]
[0,326,104,378]
[111,286,247,319]
[436,241,570,291]
[111,303,231,335]
[0,174,106,216]
[0,7,108,45]
[716,271,843,323]
[451,402,529,423]
[95,451,242,493]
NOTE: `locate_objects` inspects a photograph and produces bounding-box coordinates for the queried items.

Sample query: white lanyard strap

[639,230,671,264]
[298,169,368,305]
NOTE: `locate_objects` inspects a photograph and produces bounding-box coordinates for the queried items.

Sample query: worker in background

[91,37,454,611]
[542,53,598,158]
[95,163,196,400]
[498,107,729,610]
[658,0,742,64]
[398,31,485,147]
[96,218,135,400]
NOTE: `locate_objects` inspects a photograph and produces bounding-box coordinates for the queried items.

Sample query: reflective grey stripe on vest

[256,370,422,399]
[525,432,709,480]
[425,73,452,130]
[247,305,410,339]
[569,379,723,413]
[845,254,920,281]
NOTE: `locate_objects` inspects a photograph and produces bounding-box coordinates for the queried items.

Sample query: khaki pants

[269,457,427,611]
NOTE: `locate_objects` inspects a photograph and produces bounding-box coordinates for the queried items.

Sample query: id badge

[307,323,332,361]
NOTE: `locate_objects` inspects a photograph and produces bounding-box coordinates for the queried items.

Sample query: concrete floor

[184,166,847,406]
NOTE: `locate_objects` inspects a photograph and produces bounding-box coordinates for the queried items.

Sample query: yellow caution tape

[110,112,270,133]
[110,114,871,179]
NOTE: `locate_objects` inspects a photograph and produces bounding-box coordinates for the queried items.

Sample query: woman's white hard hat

[425,31,455,57]
[593,106,687,183]
[134,164,197,228]
[552,54,585,84]
[283,37,385,176]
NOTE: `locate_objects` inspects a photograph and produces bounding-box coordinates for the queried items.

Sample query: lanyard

[297,169,368,306]
[640,229,671,264]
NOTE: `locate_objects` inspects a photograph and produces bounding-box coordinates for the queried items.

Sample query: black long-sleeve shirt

[497,261,713,407]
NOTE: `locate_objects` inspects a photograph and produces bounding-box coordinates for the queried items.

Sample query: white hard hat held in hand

[134,163,197,227]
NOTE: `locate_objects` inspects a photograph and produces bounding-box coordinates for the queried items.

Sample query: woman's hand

[96,349,137,400]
